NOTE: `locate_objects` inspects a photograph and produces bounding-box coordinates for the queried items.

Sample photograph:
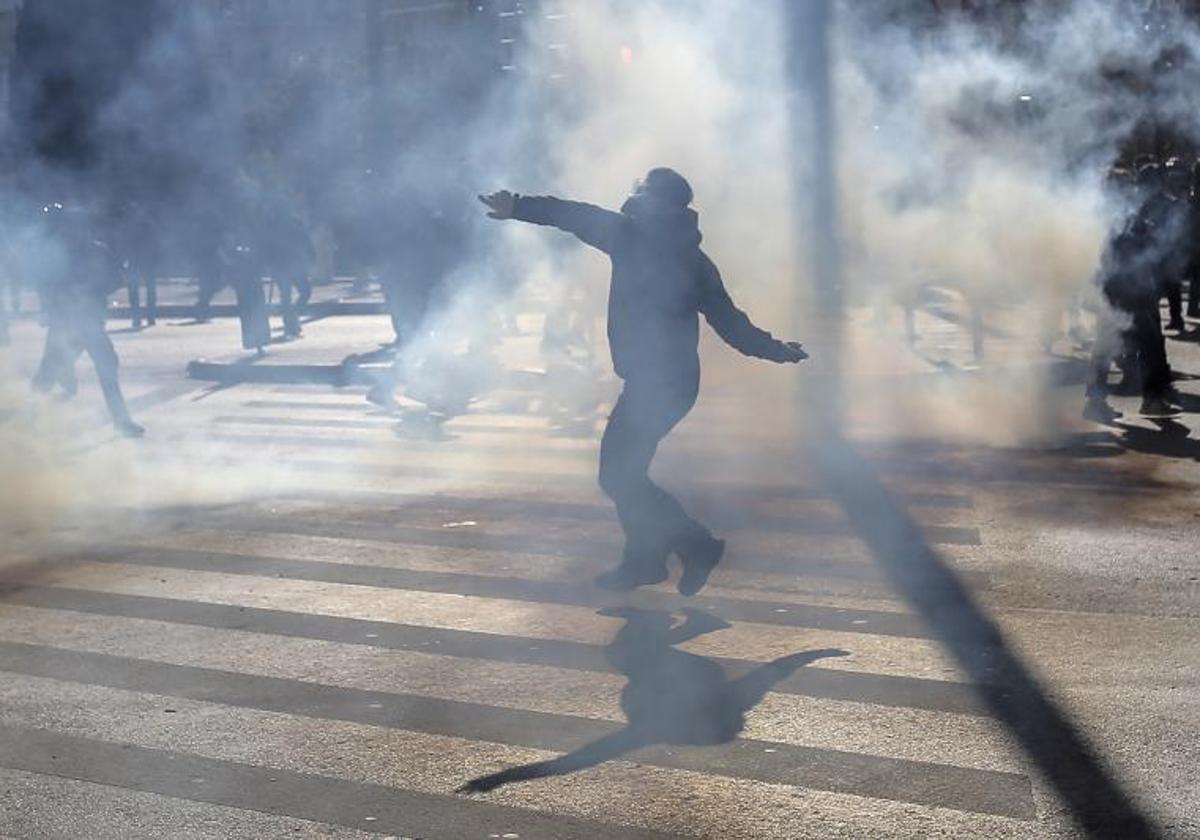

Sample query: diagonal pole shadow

[784,3,1159,834]
[811,433,1161,839]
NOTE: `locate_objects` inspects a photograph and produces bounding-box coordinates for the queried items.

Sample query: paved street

[0,304,1198,839]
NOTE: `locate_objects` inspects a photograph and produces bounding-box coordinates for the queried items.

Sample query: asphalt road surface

[0,306,1197,839]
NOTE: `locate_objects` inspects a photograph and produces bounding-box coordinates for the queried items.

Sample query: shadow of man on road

[458,606,847,793]
[1071,416,1200,462]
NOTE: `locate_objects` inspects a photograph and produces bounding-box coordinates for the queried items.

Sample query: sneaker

[594,556,668,592]
[676,535,726,597]
[1139,397,1181,419]
[1082,399,1122,423]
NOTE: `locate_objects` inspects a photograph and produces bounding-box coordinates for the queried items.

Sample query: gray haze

[2,0,1199,537]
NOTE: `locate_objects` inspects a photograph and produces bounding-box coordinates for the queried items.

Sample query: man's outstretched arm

[697,252,808,363]
[478,190,622,254]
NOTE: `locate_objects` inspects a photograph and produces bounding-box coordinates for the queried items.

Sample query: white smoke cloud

[2,0,1198,548]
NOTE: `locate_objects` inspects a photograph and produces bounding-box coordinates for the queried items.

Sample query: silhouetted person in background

[480,168,807,595]
[368,198,465,410]
[32,202,143,437]
[192,204,227,322]
[259,187,313,340]
[1086,163,1184,421]
[115,198,161,330]
[221,178,271,354]
[459,606,845,793]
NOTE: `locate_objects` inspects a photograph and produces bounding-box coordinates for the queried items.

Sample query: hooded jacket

[512,194,793,384]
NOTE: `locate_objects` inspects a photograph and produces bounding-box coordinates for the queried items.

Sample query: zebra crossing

[0,378,1064,839]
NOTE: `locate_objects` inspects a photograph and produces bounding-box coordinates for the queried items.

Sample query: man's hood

[620,193,702,250]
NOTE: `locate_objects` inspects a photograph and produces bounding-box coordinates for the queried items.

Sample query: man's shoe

[594,558,668,592]
[1139,397,1181,419]
[1082,398,1122,423]
[677,536,725,597]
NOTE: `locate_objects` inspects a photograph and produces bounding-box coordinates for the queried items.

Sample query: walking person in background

[480,168,807,596]
[32,202,143,438]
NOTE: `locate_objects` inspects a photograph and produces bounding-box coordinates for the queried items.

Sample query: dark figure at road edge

[459,606,846,793]
[479,168,807,595]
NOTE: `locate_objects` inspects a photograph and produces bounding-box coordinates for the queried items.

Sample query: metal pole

[784,0,843,428]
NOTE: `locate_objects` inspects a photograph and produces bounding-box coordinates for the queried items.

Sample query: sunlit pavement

[0,305,1197,839]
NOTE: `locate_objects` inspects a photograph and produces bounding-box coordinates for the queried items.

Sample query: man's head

[631,167,693,210]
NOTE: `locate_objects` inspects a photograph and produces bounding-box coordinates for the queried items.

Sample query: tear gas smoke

[831,1,1198,442]
[1,0,1198,546]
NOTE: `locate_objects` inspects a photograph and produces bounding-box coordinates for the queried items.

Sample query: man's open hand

[477,190,516,220]
[779,341,808,363]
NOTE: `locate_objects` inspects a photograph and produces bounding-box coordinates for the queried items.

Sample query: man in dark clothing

[480,168,807,595]
[32,202,143,438]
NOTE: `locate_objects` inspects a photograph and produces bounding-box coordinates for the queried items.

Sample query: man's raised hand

[779,341,809,363]
[478,190,516,220]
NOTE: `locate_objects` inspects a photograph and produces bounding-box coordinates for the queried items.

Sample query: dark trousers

[1092,284,1171,400]
[1133,301,1172,398]
[277,275,311,337]
[0,278,8,346]
[34,307,134,424]
[194,256,224,321]
[1188,262,1200,318]
[369,277,433,399]
[127,271,158,327]
[232,273,270,351]
[598,377,709,563]
[1086,308,1122,399]
[381,276,431,346]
